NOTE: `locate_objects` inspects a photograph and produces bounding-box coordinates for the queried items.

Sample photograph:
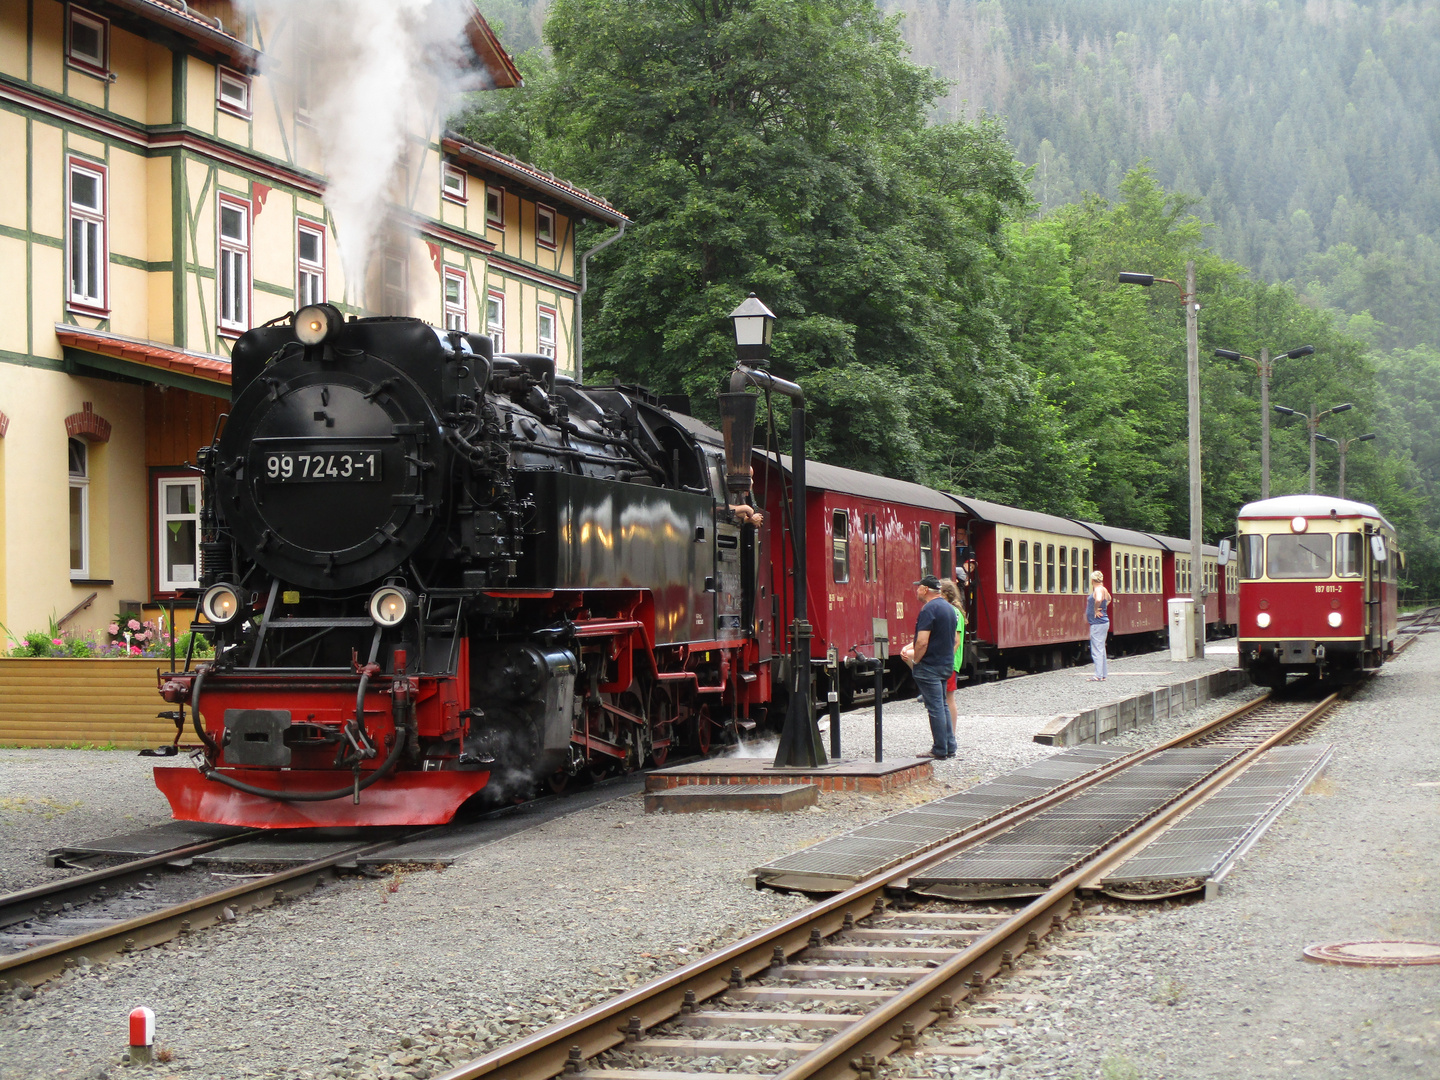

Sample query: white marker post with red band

[129,1006,155,1064]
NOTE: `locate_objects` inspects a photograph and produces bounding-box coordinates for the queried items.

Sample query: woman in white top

[1085,569,1112,681]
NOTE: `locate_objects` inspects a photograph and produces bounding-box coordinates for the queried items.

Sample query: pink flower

[129,646,142,655]
[52,638,64,646]
[127,619,142,631]
[107,623,119,635]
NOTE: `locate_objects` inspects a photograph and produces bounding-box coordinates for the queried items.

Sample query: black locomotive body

[155,306,771,827]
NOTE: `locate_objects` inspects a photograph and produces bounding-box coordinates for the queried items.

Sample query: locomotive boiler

[154,306,771,827]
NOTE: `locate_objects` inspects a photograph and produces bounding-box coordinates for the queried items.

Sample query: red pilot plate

[153,767,491,828]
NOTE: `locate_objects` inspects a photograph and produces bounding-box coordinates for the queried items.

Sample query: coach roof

[1073,521,1165,549]
[1146,534,1221,557]
[765,456,959,514]
[949,496,1094,539]
[1237,494,1393,530]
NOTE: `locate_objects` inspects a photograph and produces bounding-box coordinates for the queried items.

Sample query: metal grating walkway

[751,747,1128,891]
[1102,743,1332,890]
[908,747,1239,899]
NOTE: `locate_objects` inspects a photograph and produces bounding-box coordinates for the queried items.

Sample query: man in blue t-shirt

[904,574,958,759]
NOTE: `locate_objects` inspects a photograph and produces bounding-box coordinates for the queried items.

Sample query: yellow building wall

[0,2,25,79]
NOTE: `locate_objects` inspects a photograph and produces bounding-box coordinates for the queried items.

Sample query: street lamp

[1315,432,1375,498]
[1212,344,1313,499]
[1120,262,1204,659]
[1273,402,1353,494]
[716,294,826,769]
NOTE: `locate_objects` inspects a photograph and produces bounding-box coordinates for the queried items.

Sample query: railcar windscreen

[1238,534,1264,580]
[1266,534,1333,579]
[1336,532,1363,577]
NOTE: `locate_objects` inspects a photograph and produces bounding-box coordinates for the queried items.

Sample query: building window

[919,522,933,577]
[67,7,108,75]
[443,269,467,331]
[69,438,89,579]
[1019,540,1029,592]
[486,185,504,228]
[1003,538,1014,592]
[217,67,251,117]
[382,251,407,315]
[442,165,467,203]
[536,205,557,249]
[218,197,250,333]
[297,221,325,306]
[486,289,505,351]
[294,18,317,122]
[832,510,849,584]
[68,159,107,311]
[158,478,200,592]
[939,524,952,579]
[536,305,556,359]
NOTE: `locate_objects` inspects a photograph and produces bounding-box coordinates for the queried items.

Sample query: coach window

[832,511,850,583]
[1003,538,1014,591]
[1019,540,1029,591]
[939,525,952,578]
[1071,547,1080,592]
[1267,534,1332,579]
[1058,546,1068,592]
[1082,548,1091,585]
[69,439,89,579]
[1046,544,1056,592]
[919,523,933,577]
[1336,533,1363,577]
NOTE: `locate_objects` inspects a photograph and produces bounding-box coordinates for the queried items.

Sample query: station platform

[646,754,932,795]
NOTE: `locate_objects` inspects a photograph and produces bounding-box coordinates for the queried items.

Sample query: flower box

[0,657,184,749]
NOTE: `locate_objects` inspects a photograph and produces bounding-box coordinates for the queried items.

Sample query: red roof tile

[55,326,232,386]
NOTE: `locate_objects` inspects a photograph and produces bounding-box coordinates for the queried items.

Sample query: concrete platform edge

[1033,667,1250,746]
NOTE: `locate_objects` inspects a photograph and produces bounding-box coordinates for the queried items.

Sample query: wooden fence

[0,658,178,749]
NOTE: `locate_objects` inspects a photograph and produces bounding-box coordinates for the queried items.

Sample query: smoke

[257,0,484,302]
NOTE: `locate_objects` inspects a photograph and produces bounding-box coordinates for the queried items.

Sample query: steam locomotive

[154,307,772,828]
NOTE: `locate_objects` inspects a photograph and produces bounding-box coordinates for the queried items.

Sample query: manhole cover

[1303,940,1440,967]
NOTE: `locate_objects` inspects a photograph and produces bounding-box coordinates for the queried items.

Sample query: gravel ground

[3,638,1433,1080]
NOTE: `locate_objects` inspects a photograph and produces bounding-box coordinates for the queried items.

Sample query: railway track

[1396,604,1440,654]
[432,688,1344,1080]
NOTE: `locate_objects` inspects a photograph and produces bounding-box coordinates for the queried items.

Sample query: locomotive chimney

[717,390,757,495]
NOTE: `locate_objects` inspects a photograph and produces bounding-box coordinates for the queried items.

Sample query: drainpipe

[575,220,626,384]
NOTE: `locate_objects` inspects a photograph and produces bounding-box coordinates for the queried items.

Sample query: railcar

[1235,495,1400,687]
[1075,523,1167,646]
[153,308,772,828]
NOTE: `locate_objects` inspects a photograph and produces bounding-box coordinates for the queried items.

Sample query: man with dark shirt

[904,574,958,759]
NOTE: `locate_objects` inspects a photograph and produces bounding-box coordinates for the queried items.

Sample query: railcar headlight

[1327,611,1343,628]
[293,303,343,345]
[1255,612,1272,629]
[202,583,243,625]
[1291,516,1308,533]
[369,586,415,627]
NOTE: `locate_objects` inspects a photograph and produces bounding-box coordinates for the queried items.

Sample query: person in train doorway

[939,578,967,743]
[1086,569,1112,682]
[899,575,958,759]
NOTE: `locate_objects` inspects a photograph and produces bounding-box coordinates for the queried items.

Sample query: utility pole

[1259,347,1271,500]
[1185,261,1204,660]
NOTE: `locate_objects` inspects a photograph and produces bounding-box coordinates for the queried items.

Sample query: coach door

[1363,524,1385,651]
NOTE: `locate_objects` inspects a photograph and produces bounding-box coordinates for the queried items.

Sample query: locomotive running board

[154,767,491,829]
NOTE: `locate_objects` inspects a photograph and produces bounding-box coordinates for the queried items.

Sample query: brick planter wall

[0,658,178,749]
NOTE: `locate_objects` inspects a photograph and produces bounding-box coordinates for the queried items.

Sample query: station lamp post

[1212,344,1314,499]
[1272,402,1353,494]
[717,294,826,769]
[1315,432,1375,498]
[1119,263,1204,659]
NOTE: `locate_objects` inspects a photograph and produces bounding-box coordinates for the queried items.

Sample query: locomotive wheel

[647,683,676,768]
[688,704,713,756]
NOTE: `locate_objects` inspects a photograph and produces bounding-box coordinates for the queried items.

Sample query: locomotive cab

[1235,494,1400,688]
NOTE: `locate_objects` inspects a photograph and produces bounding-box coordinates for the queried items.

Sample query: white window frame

[67,6,109,76]
[442,164,467,204]
[69,438,89,580]
[67,158,108,313]
[382,251,408,316]
[293,18,317,124]
[536,204,557,250]
[536,304,557,359]
[486,185,505,228]
[217,195,251,335]
[157,477,201,592]
[443,268,467,331]
[217,66,252,118]
[296,219,325,307]
[486,289,506,352]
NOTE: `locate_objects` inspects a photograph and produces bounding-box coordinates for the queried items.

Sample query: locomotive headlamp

[1255,612,1272,629]
[293,303,343,345]
[202,583,243,625]
[368,586,416,627]
[1290,516,1308,533]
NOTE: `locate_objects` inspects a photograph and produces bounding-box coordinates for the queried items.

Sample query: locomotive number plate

[262,451,382,483]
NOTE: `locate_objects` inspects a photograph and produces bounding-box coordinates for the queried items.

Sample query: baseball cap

[914,574,942,590]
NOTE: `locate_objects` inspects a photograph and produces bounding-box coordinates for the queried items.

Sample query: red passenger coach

[1076,523,1166,644]
[1147,534,1226,636]
[755,456,961,706]
[1235,495,1401,687]
[952,497,1094,676]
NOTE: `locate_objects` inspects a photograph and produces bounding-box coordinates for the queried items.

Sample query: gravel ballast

[2,638,1435,1080]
